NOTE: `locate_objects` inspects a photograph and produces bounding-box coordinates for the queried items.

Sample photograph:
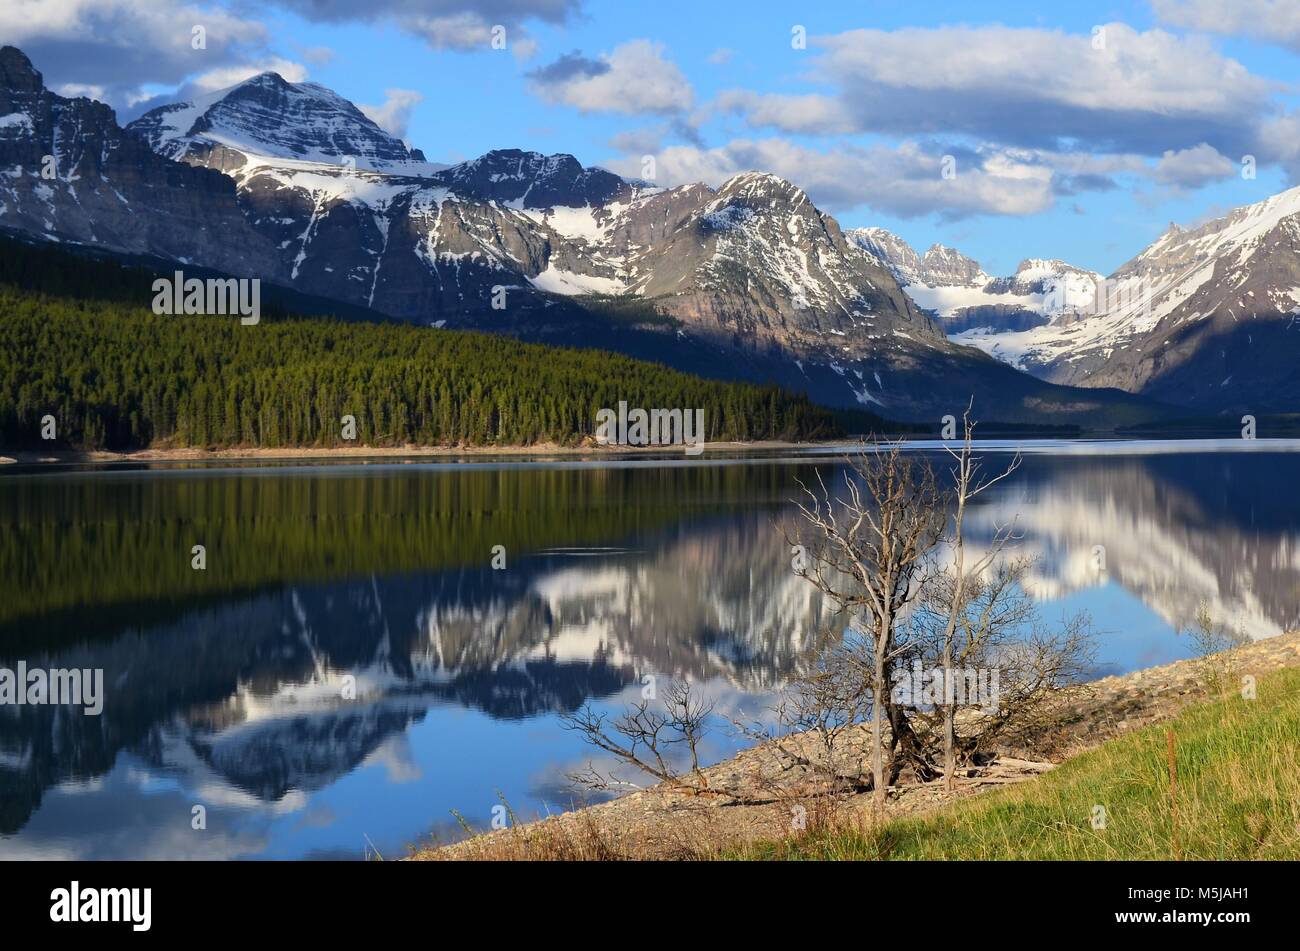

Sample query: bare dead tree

[730,627,876,799]
[775,425,1095,810]
[782,440,946,816]
[933,408,1021,788]
[907,557,1096,765]
[561,679,745,800]
[562,429,1095,822]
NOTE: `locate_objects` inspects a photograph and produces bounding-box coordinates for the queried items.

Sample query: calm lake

[2,440,1298,859]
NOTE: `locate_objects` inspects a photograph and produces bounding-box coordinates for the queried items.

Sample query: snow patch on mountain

[529,266,625,296]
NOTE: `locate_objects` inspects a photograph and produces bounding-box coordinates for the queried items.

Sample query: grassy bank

[733,665,1300,860]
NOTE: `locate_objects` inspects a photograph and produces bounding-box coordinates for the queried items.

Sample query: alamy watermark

[891,660,1000,714]
[50,882,150,931]
[1044,274,1154,320]
[152,270,260,325]
[595,401,705,455]
[0,662,104,715]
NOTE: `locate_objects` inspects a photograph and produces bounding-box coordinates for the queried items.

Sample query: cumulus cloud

[265,0,579,52]
[0,0,270,109]
[1153,143,1238,187]
[712,90,855,135]
[1151,0,1300,51]
[607,138,1058,220]
[721,23,1276,160]
[3,1,573,112]
[529,50,609,84]
[359,88,424,138]
[1253,111,1300,182]
[528,40,693,115]
[188,58,309,93]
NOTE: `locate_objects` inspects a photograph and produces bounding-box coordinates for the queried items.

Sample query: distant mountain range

[851,191,1300,415]
[6,44,1293,423]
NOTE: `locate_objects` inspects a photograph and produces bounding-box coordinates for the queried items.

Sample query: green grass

[734,665,1300,860]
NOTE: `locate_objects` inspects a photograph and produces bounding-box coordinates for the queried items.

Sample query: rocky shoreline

[411,631,1300,860]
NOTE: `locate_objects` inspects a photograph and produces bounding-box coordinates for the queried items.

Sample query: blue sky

[7,0,1300,275]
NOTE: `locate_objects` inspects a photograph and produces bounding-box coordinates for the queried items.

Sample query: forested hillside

[0,238,856,450]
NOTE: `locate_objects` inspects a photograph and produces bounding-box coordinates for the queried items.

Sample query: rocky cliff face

[848,229,986,287]
[620,172,943,353]
[0,47,284,280]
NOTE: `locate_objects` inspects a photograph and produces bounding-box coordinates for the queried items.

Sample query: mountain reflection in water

[2,446,1297,858]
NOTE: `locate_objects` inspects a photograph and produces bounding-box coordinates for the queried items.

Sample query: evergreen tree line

[0,282,843,450]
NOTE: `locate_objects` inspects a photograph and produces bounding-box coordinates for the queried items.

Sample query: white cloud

[53,82,107,101]
[722,23,1276,159]
[268,0,578,53]
[1153,143,1237,187]
[0,0,269,107]
[359,88,424,138]
[1152,0,1300,51]
[609,138,1057,219]
[190,58,309,94]
[406,12,498,49]
[529,40,693,115]
[713,90,854,135]
[1254,111,1300,181]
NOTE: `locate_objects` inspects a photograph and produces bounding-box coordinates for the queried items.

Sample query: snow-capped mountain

[128,70,434,172]
[436,148,628,207]
[0,46,1165,423]
[1060,188,1300,412]
[0,46,281,278]
[853,189,1300,414]
[125,75,945,368]
[850,227,1103,336]
[848,228,987,287]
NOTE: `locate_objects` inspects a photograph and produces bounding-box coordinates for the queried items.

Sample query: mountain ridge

[854,203,1300,414]
[0,47,1170,424]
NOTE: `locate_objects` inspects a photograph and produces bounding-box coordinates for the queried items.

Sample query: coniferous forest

[0,238,857,451]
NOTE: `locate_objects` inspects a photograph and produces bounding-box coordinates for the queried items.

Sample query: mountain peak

[719,170,806,200]
[846,227,923,284]
[127,72,425,168]
[436,148,629,208]
[0,45,43,94]
[918,243,985,286]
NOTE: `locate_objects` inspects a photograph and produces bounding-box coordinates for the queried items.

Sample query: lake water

[2,440,1298,859]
